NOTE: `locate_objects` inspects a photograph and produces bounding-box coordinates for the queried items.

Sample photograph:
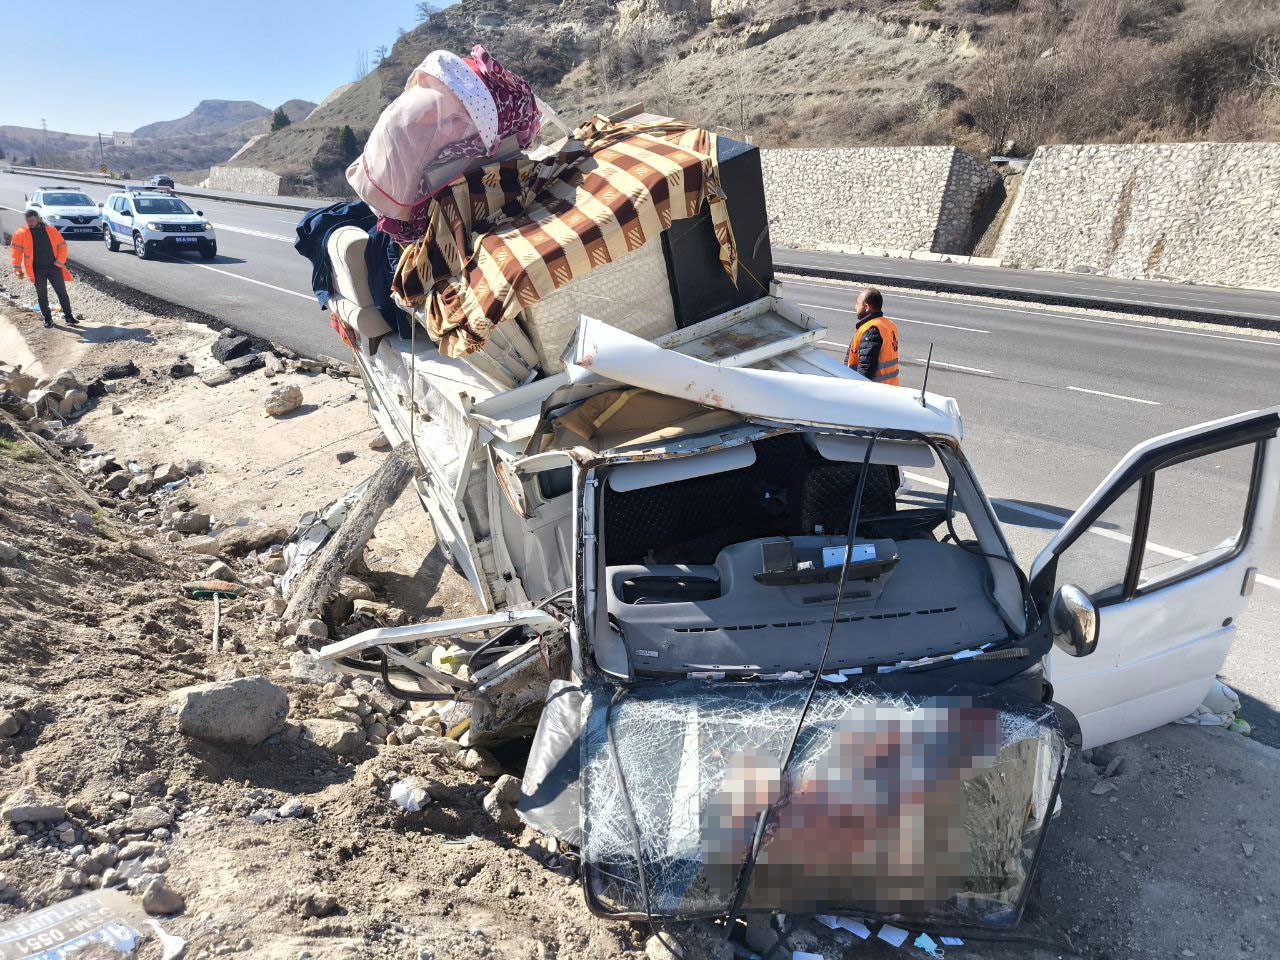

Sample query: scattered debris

[1,785,65,823]
[264,383,303,418]
[102,359,140,380]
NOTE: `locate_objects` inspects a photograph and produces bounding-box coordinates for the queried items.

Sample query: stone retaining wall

[205,165,284,196]
[995,143,1280,289]
[759,147,998,254]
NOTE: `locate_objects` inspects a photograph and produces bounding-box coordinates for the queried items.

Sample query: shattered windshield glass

[581,676,1065,925]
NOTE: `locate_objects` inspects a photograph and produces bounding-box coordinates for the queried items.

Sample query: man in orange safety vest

[11,209,79,328]
[845,287,899,385]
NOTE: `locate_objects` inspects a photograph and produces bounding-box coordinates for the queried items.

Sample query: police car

[24,187,102,237]
[100,187,217,260]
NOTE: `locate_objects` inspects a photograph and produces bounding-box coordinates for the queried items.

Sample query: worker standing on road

[845,287,899,385]
[11,209,79,328]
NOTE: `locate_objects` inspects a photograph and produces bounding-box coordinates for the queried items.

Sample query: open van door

[1029,408,1280,749]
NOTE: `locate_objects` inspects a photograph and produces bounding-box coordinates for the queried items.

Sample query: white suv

[100,188,216,260]
[25,187,102,237]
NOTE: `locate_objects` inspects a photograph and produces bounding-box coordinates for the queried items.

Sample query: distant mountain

[134,100,273,140]
[0,98,318,182]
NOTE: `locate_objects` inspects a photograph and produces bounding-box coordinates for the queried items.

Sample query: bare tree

[373,44,389,65]
[416,1,441,22]
[354,48,370,82]
[1253,35,1280,90]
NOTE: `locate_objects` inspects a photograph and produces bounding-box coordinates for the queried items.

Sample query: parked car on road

[149,174,175,193]
[23,187,102,237]
[100,188,216,260]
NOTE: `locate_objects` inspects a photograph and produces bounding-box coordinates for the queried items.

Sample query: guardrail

[3,166,328,214]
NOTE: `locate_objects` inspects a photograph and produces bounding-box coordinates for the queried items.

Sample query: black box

[662,136,774,329]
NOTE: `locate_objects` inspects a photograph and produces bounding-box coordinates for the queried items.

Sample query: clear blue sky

[5,0,425,134]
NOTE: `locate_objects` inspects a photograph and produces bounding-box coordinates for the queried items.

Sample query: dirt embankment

[1,261,1279,960]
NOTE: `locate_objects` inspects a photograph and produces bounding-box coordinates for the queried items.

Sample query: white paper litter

[821,673,847,683]
[814,915,871,939]
[940,936,964,946]
[389,777,430,812]
[148,918,188,960]
[877,924,909,948]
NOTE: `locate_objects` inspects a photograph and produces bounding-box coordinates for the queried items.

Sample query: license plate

[175,237,197,243]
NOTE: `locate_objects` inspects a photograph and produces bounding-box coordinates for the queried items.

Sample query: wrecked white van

[304,113,1279,930]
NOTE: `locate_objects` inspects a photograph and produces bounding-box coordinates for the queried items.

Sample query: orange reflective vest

[10,224,73,283]
[846,315,900,385]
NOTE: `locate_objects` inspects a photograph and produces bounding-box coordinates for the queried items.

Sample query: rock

[365,722,387,742]
[646,934,685,960]
[369,433,391,451]
[458,748,502,778]
[204,560,238,582]
[118,840,157,860]
[225,353,265,376]
[0,708,24,737]
[337,576,375,604]
[2,786,65,823]
[415,736,461,759]
[278,798,306,818]
[302,719,364,756]
[86,379,107,399]
[127,475,153,496]
[0,540,20,565]
[71,510,95,528]
[153,462,184,485]
[211,334,253,364]
[169,511,211,534]
[483,775,522,830]
[261,553,287,574]
[189,522,289,558]
[289,652,340,685]
[102,360,139,380]
[58,390,89,416]
[1091,780,1119,796]
[296,618,327,641]
[294,889,338,919]
[126,805,173,832]
[103,471,132,492]
[264,384,303,418]
[332,694,361,711]
[263,353,285,375]
[335,450,356,465]
[141,878,186,915]
[169,362,194,379]
[169,677,289,747]
[199,367,233,388]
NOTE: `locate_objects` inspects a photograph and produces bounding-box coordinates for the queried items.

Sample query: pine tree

[271,107,292,132]
[338,125,359,162]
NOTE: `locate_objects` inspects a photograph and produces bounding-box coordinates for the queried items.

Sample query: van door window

[1136,442,1259,594]
[1052,483,1139,603]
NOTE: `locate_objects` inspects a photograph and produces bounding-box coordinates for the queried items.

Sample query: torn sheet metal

[579,676,1065,924]
[565,315,963,441]
[0,889,151,959]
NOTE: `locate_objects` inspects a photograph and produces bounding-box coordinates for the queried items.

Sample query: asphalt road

[776,246,1280,326]
[3,167,1279,740]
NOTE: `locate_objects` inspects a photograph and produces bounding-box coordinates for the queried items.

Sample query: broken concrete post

[283,443,414,624]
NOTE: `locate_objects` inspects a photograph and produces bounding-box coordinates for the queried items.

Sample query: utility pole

[41,118,48,164]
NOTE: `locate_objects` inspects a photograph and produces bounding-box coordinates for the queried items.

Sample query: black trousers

[33,264,73,320]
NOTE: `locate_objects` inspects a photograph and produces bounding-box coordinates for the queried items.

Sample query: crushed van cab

[297,92,1279,933]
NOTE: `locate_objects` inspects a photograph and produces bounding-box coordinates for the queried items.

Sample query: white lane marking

[783,279,1280,347]
[1066,385,1161,406]
[212,223,293,242]
[795,302,989,334]
[155,255,313,300]
[904,471,1279,591]
[916,358,993,375]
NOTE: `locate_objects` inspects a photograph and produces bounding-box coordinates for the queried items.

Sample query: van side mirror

[1050,584,1099,657]
[97,202,103,208]
[196,210,203,217]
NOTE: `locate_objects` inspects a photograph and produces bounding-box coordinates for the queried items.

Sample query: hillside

[229,0,1280,196]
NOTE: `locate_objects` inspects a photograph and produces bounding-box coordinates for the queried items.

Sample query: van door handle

[1242,567,1258,596]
